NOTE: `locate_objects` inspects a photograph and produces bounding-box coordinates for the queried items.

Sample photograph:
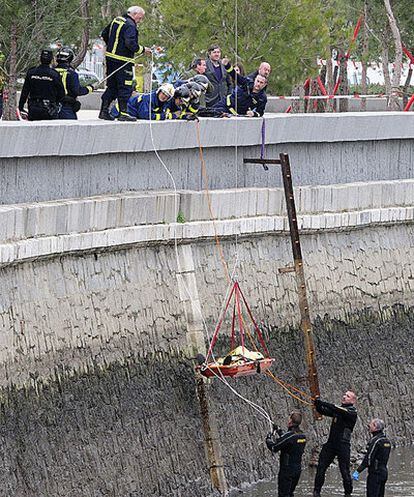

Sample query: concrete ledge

[0,180,413,266]
[0,207,412,267]
[1,181,413,244]
[1,112,414,158]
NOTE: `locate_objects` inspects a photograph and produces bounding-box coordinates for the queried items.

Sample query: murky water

[230,447,414,497]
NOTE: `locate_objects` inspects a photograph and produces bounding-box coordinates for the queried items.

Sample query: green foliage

[176,211,186,223]
[157,0,330,93]
[0,0,412,95]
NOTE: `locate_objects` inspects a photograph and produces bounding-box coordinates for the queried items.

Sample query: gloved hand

[272,423,279,432]
[19,109,29,120]
[352,470,359,481]
[88,83,100,92]
[184,113,199,122]
[266,431,273,440]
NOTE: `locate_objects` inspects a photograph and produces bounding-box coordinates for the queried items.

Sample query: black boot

[117,99,136,122]
[98,100,114,121]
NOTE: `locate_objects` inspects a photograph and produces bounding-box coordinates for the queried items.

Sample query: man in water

[352,418,391,497]
[313,390,358,497]
[266,411,307,497]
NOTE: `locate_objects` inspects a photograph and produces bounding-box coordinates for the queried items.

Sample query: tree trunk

[3,22,18,121]
[339,53,349,112]
[101,0,112,19]
[291,84,305,113]
[382,45,391,96]
[384,0,403,110]
[360,1,369,111]
[307,79,319,113]
[402,68,413,108]
[72,0,91,68]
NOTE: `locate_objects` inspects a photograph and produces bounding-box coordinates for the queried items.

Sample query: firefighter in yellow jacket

[99,5,151,121]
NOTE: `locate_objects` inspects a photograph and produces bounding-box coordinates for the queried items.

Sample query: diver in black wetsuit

[313,390,358,497]
[352,418,391,497]
[266,411,307,497]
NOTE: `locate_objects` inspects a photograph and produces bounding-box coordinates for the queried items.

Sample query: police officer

[266,411,307,497]
[99,5,151,121]
[352,418,391,497]
[55,47,95,119]
[213,59,267,117]
[313,391,358,497]
[18,50,65,121]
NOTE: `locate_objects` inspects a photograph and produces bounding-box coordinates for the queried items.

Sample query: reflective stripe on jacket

[101,14,144,63]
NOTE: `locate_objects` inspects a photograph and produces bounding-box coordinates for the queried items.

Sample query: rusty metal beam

[243,154,321,418]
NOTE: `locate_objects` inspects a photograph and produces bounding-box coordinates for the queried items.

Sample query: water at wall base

[230,447,414,497]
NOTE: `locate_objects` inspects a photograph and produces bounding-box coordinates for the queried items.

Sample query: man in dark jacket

[352,418,391,497]
[204,44,232,108]
[19,50,65,121]
[55,47,94,119]
[266,411,307,497]
[247,61,271,91]
[99,6,151,121]
[247,61,272,81]
[213,59,267,117]
[313,391,358,497]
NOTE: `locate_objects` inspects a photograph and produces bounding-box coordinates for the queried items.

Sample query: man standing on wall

[313,391,358,497]
[352,418,391,497]
[266,411,307,497]
[99,5,151,121]
[55,47,96,119]
[18,50,65,121]
[204,44,232,108]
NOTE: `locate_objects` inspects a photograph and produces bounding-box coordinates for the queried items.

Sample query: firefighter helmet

[56,47,75,64]
[174,85,191,99]
[157,83,175,100]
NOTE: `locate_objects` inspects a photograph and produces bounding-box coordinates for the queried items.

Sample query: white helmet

[157,83,175,100]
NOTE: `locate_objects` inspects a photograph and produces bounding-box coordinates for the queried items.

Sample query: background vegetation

[0,0,413,118]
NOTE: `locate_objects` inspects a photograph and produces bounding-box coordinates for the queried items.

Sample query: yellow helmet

[157,83,175,100]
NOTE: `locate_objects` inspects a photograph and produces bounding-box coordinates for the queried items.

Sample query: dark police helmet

[56,47,75,64]
[40,50,54,65]
[174,85,191,99]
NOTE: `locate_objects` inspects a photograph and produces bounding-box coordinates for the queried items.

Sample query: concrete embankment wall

[1,112,414,203]
[0,173,413,496]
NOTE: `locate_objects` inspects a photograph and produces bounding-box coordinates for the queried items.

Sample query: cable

[146,53,274,426]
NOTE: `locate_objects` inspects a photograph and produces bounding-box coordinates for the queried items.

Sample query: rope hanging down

[195,123,317,407]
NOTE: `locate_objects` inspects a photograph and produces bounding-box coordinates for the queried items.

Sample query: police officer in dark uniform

[99,5,151,121]
[313,391,358,497]
[55,47,95,119]
[19,50,65,121]
[266,411,307,497]
[352,418,391,497]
